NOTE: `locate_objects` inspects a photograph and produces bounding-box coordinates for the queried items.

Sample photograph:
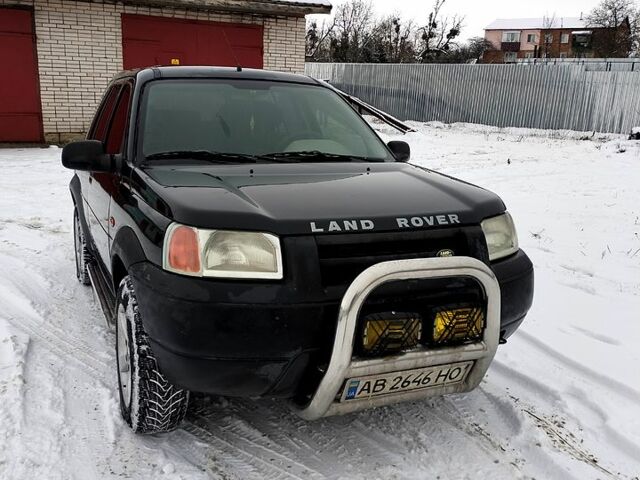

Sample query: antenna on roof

[221,28,242,72]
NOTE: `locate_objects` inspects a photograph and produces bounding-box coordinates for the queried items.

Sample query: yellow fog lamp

[432,307,485,345]
[360,312,422,357]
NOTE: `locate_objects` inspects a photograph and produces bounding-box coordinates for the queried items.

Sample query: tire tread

[118,277,189,434]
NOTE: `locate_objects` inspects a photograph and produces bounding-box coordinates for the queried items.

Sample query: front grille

[315,228,473,289]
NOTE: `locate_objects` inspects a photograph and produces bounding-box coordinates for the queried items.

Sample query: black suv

[62,67,534,434]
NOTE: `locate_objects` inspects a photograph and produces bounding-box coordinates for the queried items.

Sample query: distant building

[481,16,632,64]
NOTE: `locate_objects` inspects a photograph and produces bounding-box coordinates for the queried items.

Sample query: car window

[139,80,391,161]
[90,85,120,142]
[105,85,131,155]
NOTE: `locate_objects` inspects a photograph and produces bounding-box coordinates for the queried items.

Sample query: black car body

[63,67,534,433]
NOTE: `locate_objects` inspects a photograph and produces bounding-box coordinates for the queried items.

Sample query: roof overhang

[116,0,332,16]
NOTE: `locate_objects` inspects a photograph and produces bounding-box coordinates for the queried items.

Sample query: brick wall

[539,29,574,58]
[264,15,306,73]
[0,0,307,142]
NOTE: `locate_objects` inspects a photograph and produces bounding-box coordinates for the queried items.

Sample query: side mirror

[61,140,112,172]
[388,141,410,162]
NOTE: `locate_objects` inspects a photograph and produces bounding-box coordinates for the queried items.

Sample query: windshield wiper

[145,150,264,164]
[145,150,375,164]
[259,151,372,163]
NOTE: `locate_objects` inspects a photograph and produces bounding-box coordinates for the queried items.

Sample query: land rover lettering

[310,219,375,233]
[396,214,461,229]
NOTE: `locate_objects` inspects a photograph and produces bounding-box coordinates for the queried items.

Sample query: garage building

[0,0,331,143]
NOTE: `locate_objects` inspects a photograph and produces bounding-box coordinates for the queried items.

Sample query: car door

[82,84,120,261]
[89,83,132,273]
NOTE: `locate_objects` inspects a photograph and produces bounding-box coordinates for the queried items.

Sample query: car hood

[137,162,505,235]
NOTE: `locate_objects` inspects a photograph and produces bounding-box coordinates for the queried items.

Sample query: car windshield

[139,79,392,163]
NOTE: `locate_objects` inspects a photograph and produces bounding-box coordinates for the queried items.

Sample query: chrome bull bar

[296,257,501,420]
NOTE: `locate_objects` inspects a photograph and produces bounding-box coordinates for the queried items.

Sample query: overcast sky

[310,0,604,40]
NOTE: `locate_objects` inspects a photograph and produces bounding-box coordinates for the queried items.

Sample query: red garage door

[121,15,263,70]
[0,8,43,142]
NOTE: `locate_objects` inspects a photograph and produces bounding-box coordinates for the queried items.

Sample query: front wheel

[116,276,189,433]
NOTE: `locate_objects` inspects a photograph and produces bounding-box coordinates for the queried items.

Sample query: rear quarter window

[90,85,120,142]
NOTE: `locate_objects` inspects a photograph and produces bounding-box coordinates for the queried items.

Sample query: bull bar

[296,257,501,420]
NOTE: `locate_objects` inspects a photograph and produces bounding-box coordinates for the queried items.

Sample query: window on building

[544,33,554,44]
[561,33,570,44]
[559,52,568,59]
[105,85,132,155]
[504,52,518,63]
[502,31,521,43]
[527,34,537,43]
[524,52,534,59]
[573,32,592,47]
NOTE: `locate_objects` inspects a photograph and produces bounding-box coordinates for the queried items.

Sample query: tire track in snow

[7,303,109,379]
[504,332,640,475]
[188,398,411,480]
[0,250,111,379]
[522,409,620,479]
[0,321,29,480]
[184,415,319,480]
[488,361,637,479]
[381,397,522,480]
[517,331,640,404]
[241,403,407,471]
[0,246,133,478]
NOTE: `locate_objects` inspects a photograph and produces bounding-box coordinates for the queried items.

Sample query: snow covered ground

[0,123,639,480]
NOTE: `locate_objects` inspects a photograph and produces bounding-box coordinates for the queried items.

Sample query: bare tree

[305,0,469,64]
[371,14,416,63]
[541,14,557,58]
[431,37,496,64]
[306,18,336,60]
[417,0,464,62]
[463,37,497,63]
[587,0,639,56]
[328,0,376,62]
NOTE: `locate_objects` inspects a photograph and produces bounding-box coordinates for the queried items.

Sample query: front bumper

[129,248,533,399]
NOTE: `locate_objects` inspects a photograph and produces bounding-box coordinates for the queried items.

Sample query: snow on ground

[0,123,638,480]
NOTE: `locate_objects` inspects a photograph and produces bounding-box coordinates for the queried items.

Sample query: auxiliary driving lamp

[360,312,422,357]
[432,306,485,345]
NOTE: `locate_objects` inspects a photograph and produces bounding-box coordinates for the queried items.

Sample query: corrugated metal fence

[305,63,640,134]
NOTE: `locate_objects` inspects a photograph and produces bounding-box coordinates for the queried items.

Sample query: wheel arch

[111,226,147,291]
[70,174,90,236]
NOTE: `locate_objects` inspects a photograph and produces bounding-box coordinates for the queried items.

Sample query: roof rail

[319,80,416,134]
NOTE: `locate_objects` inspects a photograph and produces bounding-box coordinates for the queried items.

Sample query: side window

[90,86,121,142]
[105,85,132,155]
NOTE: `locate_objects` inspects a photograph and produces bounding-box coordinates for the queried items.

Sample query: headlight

[163,223,283,279]
[481,212,519,261]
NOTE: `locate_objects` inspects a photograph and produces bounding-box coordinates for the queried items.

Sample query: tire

[73,207,91,285]
[116,276,189,434]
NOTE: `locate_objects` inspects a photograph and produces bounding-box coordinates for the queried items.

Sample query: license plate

[341,361,474,401]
